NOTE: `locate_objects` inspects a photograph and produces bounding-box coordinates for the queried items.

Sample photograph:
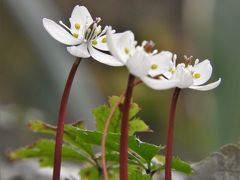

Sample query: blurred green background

[1,0,239,163]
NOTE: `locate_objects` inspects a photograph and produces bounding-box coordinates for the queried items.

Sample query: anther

[73,33,79,38]
[169,68,175,74]
[144,41,155,53]
[95,17,101,23]
[92,39,97,45]
[184,55,193,65]
[75,23,81,30]
[124,48,129,54]
[151,64,158,70]
[193,73,201,79]
[101,37,107,43]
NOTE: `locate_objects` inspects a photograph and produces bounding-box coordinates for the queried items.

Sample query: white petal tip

[190,78,221,91]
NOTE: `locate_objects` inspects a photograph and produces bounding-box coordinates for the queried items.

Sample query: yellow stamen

[101,37,107,43]
[92,39,98,45]
[193,73,201,79]
[124,48,129,54]
[151,64,158,70]
[73,33,79,38]
[75,23,81,30]
[169,68,175,74]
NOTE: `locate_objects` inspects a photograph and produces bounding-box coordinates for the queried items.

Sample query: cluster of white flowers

[43,5,221,91]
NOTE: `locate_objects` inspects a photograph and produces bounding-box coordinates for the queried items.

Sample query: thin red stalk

[101,79,141,180]
[53,58,81,180]
[165,88,181,180]
[119,74,135,180]
[101,92,125,180]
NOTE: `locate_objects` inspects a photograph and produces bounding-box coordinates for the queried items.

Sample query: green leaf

[9,139,89,167]
[92,96,150,135]
[80,166,100,180]
[28,120,56,135]
[108,95,140,119]
[153,155,193,175]
[128,136,163,164]
[128,171,152,180]
[172,157,193,175]
[64,125,162,165]
[129,118,152,135]
[92,97,122,133]
[24,121,163,171]
[64,125,119,151]
[28,120,94,156]
[98,151,140,165]
[128,99,141,120]
[80,165,120,180]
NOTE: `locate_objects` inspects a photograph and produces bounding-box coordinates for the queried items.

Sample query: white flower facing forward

[143,57,221,91]
[107,28,177,88]
[42,5,123,66]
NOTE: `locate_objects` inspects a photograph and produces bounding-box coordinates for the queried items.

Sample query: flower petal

[70,5,93,28]
[107,28,136,64]
[193,59,212,85]
[67,43,90,58]
[189,78,221,91]
[126,50,151,78]
[88,45,124,66]
[148,51,174,77]
[141,77,178,90]
[42,18,80,45]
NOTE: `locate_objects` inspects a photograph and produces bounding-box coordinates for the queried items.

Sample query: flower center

[151,64,158,70]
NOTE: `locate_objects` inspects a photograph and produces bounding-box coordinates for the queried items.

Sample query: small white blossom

[43,5,123,66]
[143,58,221,91]
[107,28,174,82]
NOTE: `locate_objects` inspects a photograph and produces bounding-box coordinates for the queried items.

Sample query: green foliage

[9,139,88,167]
[29,120,94,156]
[80,166,100,180]
[92,96,151,135]
[64,124,162,165]
[128,171,152,180]
[9,96,193,179]
[172,157,193,175]
[153,155,192,175]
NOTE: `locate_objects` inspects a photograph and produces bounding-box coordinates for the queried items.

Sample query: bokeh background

[1,0,240,168]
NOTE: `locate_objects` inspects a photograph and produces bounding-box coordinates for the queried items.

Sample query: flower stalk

[53,58,81,180]
[119,74,135,180]
[101,79,141,180]
[101,92,124,180]
[165,87,181,180]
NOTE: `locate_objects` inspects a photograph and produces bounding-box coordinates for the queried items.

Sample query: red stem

[165,88,181,180]
[53,58,81,180]
[119,74,135,180]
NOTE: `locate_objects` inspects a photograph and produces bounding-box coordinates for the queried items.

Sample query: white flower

[107,28,174,80]
[142,58,221,91]
[42,5,123,66]
[107,28,220,91]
